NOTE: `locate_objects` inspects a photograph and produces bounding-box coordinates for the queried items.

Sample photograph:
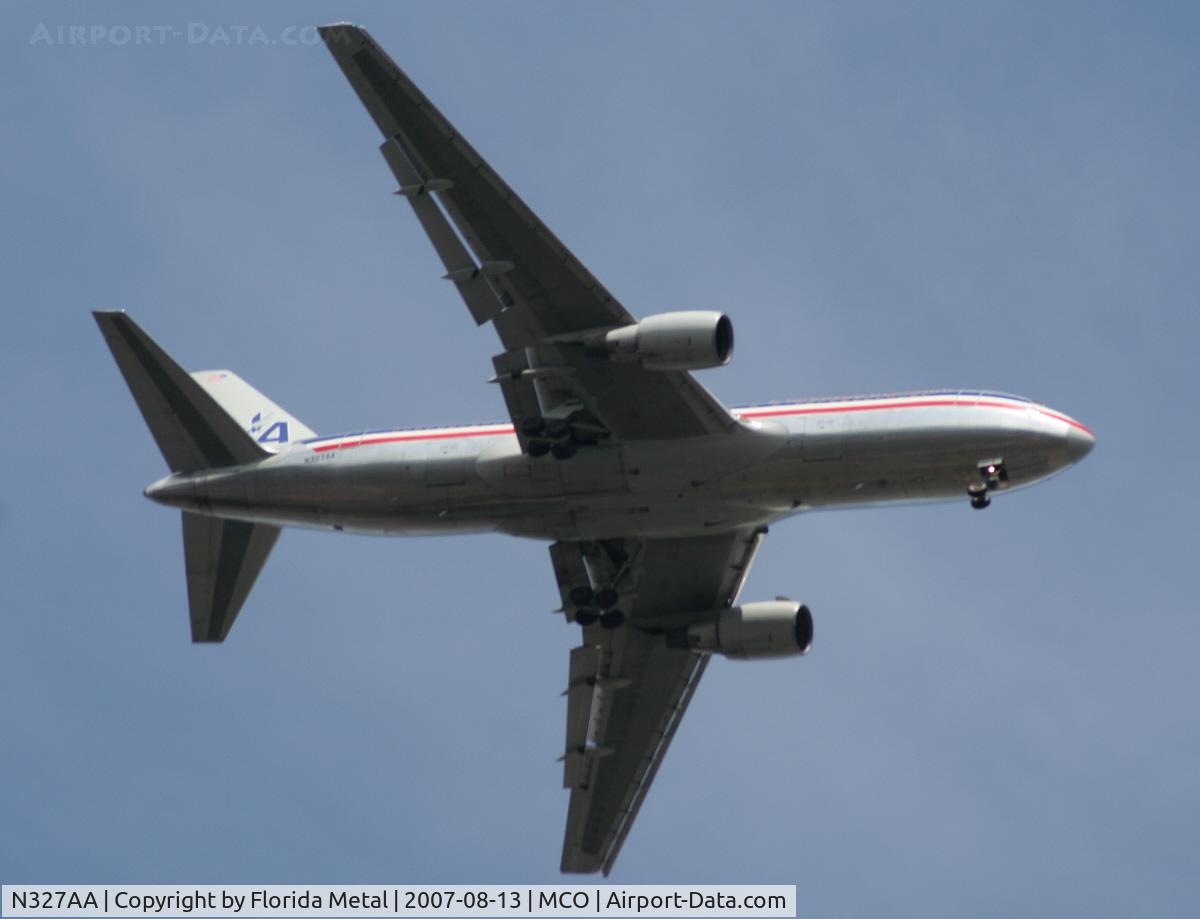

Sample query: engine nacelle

[686,600,813,660]
[600,311,733,371]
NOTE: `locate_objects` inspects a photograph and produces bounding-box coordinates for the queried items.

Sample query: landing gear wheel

[520,417,546,437]
[593,587,619,609]
[968,458,1006,508]
[545,419,572,440]
[527,440,551,457]
[600,609,625,630]
[551,441,578,460]
[569,585,594,607]
[575,609,599,627]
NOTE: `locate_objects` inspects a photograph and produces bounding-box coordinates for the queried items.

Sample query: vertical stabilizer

[190,370,317,453]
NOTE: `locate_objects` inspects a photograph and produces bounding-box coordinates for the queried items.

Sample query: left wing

[551,527,767,874]
[319,24,737,445]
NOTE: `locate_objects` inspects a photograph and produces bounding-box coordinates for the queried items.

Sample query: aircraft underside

[95,20,1094,877]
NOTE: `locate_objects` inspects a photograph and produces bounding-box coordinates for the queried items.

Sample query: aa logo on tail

[250,412,289,445]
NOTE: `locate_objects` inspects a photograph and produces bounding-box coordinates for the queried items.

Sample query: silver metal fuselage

[146,391,1094,540]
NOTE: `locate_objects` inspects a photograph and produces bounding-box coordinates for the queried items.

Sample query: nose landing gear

[968,458,1008,510]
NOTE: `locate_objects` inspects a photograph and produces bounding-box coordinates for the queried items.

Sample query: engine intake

[600,311,733,371]
[686,600,813,660]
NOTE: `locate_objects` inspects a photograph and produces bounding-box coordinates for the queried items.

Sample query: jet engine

[599,311,733,371]
[686,600,813,660]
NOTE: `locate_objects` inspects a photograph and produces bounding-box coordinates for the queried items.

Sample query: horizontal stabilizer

[183,512,280,643]
[93,311,266,473]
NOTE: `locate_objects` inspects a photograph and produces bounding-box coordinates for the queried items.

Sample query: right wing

[319,24,737,445]
[551,527,767,874]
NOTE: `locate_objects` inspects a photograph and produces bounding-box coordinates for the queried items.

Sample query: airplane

[94,23,1095,875]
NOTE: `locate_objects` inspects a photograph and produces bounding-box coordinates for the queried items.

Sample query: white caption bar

[2,886,795,918]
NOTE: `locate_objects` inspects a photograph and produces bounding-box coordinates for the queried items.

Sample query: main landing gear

[522,416,581,461]
[568,585,625,630]
[968,458,1009,510]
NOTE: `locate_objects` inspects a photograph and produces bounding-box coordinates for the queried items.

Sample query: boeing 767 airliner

[95,24,1094,875]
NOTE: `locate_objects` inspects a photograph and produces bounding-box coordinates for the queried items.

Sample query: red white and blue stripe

[297,389,1091,453]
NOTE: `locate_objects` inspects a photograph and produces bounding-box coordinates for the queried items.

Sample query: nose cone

[1065,425,1096,463]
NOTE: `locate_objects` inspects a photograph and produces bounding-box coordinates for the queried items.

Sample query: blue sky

[3,1,1198,915]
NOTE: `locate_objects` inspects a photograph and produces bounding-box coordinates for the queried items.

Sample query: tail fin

[94,311,285,643]
[93,311,267,473]
[190,369,317,453]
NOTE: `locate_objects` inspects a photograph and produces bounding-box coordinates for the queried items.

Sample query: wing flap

[563,644,604,789]
[379,137,506,326]
[321,23,630,344]
[561,633,708,874]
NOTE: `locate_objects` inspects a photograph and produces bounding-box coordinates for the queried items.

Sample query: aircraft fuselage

[145,390,1094,541]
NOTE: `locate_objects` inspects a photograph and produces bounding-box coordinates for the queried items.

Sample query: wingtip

[92,309,129,330]
[318,22,367,43]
